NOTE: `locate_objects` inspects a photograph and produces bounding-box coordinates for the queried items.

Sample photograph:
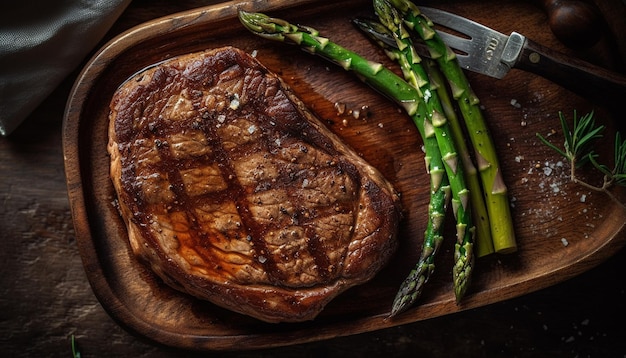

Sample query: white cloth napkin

[0,0,131,135]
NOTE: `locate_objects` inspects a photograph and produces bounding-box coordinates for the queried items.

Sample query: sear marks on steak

[107,46,401,323]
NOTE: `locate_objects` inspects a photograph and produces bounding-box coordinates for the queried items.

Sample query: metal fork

[417,7,626,105]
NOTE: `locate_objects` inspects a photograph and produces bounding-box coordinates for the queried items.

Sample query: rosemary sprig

[590,131,626,187]
[71,335,81,358]
[537,110,626,206]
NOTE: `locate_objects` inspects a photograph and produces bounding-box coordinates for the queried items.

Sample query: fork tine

[435,31,473,54]
[417,6,511,79]
[419,7,493,40]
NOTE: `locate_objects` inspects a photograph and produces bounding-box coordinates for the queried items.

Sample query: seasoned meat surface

[107,46,401,323]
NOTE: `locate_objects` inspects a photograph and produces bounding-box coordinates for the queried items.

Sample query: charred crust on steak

[107,46,401,323]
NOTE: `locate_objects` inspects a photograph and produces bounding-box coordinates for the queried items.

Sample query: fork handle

[515,38,626,105]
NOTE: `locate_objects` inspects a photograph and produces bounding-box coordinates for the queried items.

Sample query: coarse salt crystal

[424,89,432,102]
[561,238,569,246]
[543,166,553,176]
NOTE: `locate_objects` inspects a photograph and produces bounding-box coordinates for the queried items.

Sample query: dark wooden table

[2,1,625,356]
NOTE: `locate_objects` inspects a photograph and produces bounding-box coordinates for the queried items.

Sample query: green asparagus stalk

[238,10,465,308]
[424,59,494,257]
[391,182,448,315]
[239,11,416,114]
[389,0,517,254]
[354,16,493,258]
[352,17,452,313]
[371,0,475,305]
[392,104,450,314]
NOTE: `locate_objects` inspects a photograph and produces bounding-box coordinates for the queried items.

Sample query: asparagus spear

[370,0,475,305]
[388,0,517,253]
[424,59,494,257]
[352,18,452,313]
[354,16,493,258]
[238,10,465,308]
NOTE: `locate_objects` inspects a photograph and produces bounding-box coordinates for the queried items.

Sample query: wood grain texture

[3,0,624,356]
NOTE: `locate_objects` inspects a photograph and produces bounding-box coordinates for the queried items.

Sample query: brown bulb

[542,0,604,49]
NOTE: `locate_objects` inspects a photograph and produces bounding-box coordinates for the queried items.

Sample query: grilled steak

[107,46,401,323]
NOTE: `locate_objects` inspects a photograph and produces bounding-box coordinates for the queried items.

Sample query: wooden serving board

[62,0,626,351]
